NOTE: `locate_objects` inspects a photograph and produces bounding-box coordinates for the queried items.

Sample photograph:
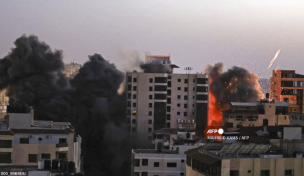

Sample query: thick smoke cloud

[140,62,172,73]
[0,35,131,175]
[205,62,264,106]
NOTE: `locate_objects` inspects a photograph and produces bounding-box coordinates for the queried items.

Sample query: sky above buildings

[1,0,304,78]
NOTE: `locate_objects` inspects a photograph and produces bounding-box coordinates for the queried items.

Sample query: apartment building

[270,70,304,113]
[186,124,304,176]
[0,106,82,173]
[126,55,209,145]
[222,100,291,131]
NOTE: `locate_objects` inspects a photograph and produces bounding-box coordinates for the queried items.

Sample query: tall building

[126,55,209,146]
[0,106,82,173]
[270,70,304,113]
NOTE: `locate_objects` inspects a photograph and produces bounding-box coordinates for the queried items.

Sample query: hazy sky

[1,0,304,78]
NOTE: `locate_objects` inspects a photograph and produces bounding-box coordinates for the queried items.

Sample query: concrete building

[270,70,304,113]
[0,106,82,173]
[126,55,209,145]
[0,89,9,119]
[222,100,291,132]
[185,124,304,176]
[63,62,82,78]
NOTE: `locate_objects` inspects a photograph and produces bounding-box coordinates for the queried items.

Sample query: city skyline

[1,1,304,79]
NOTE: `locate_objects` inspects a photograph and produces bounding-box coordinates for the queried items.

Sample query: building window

[133,86,137,91]
[28,154,37,163]
[167,162,177,167]
[132,119,136,124]
[184,79,188,84]
[180,173,184,176]
[167,98,171,104]
[177,103,180,107]
[177,112,180,115]
[167,114,171,120]
[148,119,152,124]
[193,79,195,83]
[181,159,184,163]
[230,170,239,176]
[149,95,153,99]
[154,162,159,167]
[167,89,171,95]
[133,103,136,107]
[41,153,50,159]
[168,75,171,79]
[248,170,251,173]
[132,111,137,115]
[127,93,131,99]
[20,138,29,144]
[149,78,153,83]
[167,106,171,112]
[184,104,187,108]
[127,101,131,107]
[193,104,194,107]
[133,78,137,82]
[0,140,12,148]
[177,95,181,99]
[178,79,181,82]
[168,81,171,87]
[285,170,293,176]
[261,170,270,176]
[142,159,148,166]
[193,87,195,91]
[184,87,188,92]
[127,76,132,82]
[148,128,152,132]
[142,172,148,176]
[184,112,187,116]
[134,159,140,166]
[149,103,153,108]
[149,86,153,91]
[184,95,188,100]
[127,85,131,91]
[166,123,170,128]
[149,111,152,116]
[178,87,181,90]
[133,94,136,99]
[59,138,67,144]
[38,138,42,141]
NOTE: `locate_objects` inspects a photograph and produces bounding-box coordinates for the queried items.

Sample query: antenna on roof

[184,67,193,74]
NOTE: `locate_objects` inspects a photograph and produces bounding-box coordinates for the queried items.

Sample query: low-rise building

[0,106,82,174]
[223,100,291,131]
[185,125,304,176]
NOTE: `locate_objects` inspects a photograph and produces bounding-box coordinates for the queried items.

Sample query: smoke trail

[0,35,131,176]
[267,49,281,70]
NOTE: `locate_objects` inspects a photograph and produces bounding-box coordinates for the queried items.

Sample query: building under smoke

[126,55,209,146]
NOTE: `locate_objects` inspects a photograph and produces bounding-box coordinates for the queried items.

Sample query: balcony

[0,159,12,164]
[56,143,68,148]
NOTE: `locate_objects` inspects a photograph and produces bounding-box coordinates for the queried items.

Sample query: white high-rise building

[126,55,209,146]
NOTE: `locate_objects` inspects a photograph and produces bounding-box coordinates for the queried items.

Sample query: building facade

[222,100,291,132]
[270,70,304,113]
[126,70,209,145]
[0,106,82,173]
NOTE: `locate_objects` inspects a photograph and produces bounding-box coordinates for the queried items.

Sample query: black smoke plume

[205,62,264,106]
[0,35,132,175]
[140,62,172,73]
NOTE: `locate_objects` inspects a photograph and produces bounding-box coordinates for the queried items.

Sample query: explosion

[204,63,264,137]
